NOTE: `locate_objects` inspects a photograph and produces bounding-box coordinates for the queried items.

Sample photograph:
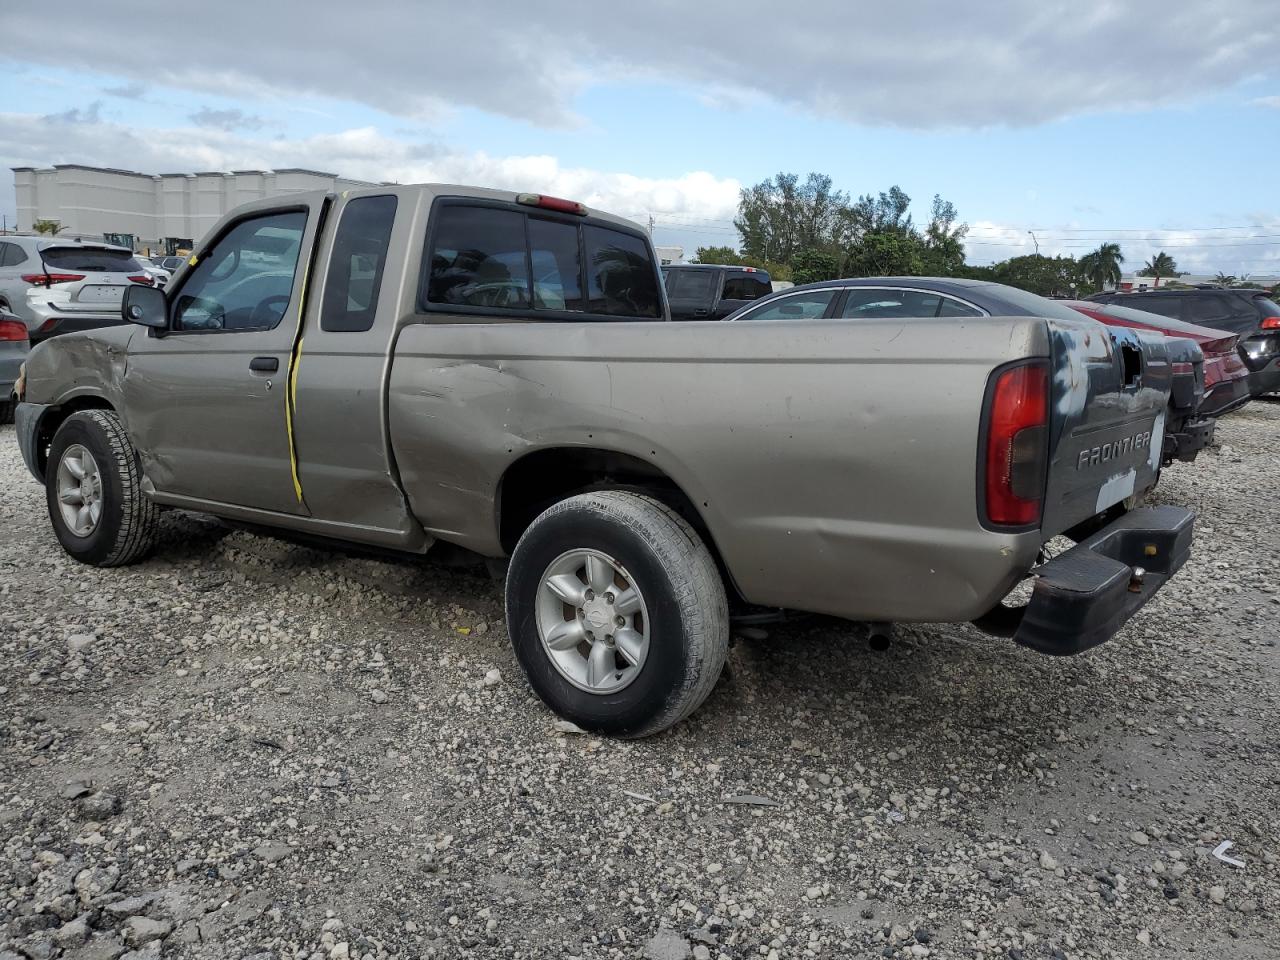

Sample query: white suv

[0,237,151,342]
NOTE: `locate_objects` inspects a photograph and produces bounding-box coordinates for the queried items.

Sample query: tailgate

[1041,319,1172,537]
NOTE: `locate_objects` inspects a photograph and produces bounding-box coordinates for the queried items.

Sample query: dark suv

[661,264,773,320]
[1090,288,1280,397]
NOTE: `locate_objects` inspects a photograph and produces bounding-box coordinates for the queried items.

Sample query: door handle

[250,356,279,373]
[693,308,709,317]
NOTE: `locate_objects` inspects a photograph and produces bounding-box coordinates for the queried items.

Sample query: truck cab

[661,263,772,320]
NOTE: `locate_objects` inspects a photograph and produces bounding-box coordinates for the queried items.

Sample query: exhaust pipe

[867,621,893,651]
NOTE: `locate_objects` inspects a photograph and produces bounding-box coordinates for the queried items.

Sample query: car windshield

[41,247,142,273]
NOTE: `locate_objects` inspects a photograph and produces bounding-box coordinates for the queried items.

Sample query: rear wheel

[46,410,159,566]
[505,491,729,737]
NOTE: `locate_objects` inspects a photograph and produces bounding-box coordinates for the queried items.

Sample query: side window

[584,226,661,318]
[528,218,584,311]
[426,206,530,309]
[320,195,397,333]
[172,210,306,331]
[721,274,771,301]
[667,270,718,300]
[1185,295,1233,325]
[938,297,983,317]
[737,290,836,321]
[0,242,29,267]
[1124,295,1179,320]
[841,289,941,319]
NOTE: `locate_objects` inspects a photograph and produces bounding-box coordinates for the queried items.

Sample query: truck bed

[387,313,1168,624]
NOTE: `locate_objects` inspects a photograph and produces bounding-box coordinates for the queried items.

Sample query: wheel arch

[495,446,743,602]
[31,393,118,482]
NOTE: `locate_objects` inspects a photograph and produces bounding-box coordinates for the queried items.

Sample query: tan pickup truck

[15,184,1193,735]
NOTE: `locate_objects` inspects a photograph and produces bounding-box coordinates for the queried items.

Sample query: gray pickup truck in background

[14,184,1193,736]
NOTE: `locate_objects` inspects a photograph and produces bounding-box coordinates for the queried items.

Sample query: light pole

[1028,230,1040,255]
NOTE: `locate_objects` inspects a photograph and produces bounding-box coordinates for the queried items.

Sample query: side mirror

[123,283,167,330]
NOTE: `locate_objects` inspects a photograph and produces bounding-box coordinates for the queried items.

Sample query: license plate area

[76,284,126,304]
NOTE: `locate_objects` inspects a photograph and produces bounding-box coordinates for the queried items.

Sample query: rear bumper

[976,506,1194,655]
[1246,362,1280,397]
[1241,335,1280,396]
[1200,377,1251,418]
[25,298,126,342]
[0,353,22,399]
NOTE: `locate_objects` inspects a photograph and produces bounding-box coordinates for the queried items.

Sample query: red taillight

[21,272,85,287]
[984,362,1049,527]
[1172,362,1194,377]
[128,275,153,285]
[1261,317,1280,331]
[515,192,587,216]
[0,318,27,342]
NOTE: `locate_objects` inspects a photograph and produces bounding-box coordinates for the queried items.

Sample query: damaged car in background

[15,185,1194,736]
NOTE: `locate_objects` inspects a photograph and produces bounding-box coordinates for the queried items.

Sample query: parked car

[1089,288,1280,397]
[726,278,1222,464]
[155,256,189,274]
[135,257,173,289]
[661,263,773,320]
[1063,299,1251,418]
[0,236,153,343]
[15,186,1192,736]
[0,308,28,424]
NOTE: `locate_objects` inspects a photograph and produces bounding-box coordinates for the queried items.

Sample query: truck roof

[287,183,648,236]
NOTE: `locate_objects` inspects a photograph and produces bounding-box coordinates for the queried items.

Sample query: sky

[1,0,1277,275]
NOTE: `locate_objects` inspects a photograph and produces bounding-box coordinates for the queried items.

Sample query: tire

[46,410,159,566]
[505,491,729,738]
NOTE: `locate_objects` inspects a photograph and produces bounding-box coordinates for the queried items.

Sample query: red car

[1064,300,1251,418]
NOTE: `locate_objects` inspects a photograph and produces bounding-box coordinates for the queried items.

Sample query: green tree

[734,172,849,265]
[920,194,968,275]
[1138,251,1180,286]
[1078,242,1124,292]
[690,246,792,281]
[33,219,64,235]
[989,254,1085,297]
[1213,272,1237,287]
[844,231,926,277]
[791,248,840,285]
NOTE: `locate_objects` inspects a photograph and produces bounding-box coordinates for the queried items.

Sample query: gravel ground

[1,402,1278,960]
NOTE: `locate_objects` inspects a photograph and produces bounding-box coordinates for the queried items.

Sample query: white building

[12,164,373,254]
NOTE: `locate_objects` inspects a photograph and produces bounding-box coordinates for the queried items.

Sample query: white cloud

[1,0,1276,129]
[966,220,1280,275]
[1252,95,1280,109]
[0,111,740,226]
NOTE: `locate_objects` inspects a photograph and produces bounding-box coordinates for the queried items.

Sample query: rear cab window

[321,194,398,333]
[422,201,661,320]
[40,247,142,274]
[721,272,772,302]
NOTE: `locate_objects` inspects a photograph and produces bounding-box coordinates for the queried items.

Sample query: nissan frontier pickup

[15,184,1193,736]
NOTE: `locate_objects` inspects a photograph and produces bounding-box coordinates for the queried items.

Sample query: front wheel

[505,491,729,738]
[46,410,159,566]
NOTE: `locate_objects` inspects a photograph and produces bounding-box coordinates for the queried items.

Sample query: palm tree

[1139,251,1179,287]
[1214,272,1237,288]
[32,219,65,236]
[1080,242,1124,292]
